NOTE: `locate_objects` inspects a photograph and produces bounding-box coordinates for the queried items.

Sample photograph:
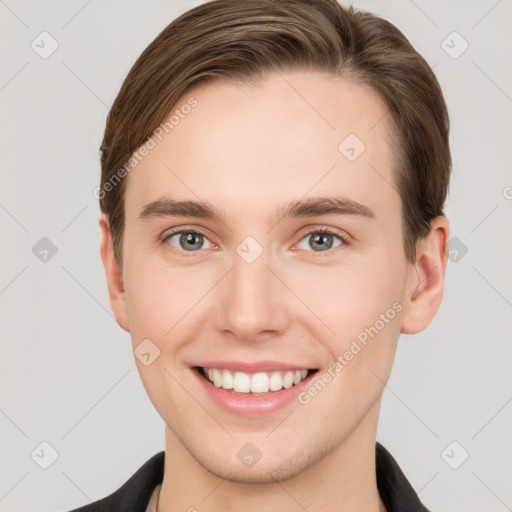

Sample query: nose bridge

[214,237,289,339]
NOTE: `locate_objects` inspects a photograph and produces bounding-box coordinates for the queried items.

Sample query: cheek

[123,253,193,339]
[123,260,194,419]
[307,250,406,382]
[307,257,406,335]
[124,281,168,342]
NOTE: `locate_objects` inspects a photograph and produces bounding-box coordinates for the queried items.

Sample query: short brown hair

[99,0,451,265]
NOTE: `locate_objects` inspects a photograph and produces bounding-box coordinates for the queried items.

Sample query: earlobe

[99,213,130,332]
[400,216,450,334]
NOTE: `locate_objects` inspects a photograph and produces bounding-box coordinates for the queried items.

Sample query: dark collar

[68,442,430,511]
[375,442,431,511]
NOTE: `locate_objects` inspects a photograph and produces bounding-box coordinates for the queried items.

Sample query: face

[104,71,429,483]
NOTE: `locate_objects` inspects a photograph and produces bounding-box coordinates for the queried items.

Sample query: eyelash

[160,226,351,257]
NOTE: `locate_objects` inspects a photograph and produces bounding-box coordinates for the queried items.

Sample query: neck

[158,401,386,512]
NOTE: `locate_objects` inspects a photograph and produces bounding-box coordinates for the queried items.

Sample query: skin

[100,70,449,512]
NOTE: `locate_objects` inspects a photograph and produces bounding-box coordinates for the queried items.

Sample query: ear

[400,216,450,334]
[99,213,130,332]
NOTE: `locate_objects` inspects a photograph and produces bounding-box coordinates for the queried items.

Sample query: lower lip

[193,368,317,418]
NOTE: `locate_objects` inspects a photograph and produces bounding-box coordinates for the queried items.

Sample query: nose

[213,246,291,343]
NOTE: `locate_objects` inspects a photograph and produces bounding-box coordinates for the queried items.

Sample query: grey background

[1,0,511,511]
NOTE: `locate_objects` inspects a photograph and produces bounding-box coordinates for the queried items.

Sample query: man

[72,0,450,510]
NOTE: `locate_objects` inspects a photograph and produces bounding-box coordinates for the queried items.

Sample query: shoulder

[66,451,165,512]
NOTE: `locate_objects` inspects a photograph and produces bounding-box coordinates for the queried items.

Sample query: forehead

[124,71,399,223]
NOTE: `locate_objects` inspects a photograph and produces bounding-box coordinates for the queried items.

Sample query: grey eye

[166,232,213,251]
[297,232,343,252]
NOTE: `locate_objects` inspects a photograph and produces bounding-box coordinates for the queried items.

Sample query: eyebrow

[138,196,376,224]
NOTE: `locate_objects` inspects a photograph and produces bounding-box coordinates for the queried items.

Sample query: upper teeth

[202,367,309,393]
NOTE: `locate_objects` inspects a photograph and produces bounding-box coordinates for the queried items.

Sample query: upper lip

[193,361,316,373]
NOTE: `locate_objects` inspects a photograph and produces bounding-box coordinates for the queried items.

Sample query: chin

[202,458,304,484]
[190,442,331,484]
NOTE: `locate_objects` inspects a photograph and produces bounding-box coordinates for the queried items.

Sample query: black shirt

[68,442,430,511]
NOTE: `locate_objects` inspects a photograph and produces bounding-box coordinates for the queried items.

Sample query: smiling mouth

[194,366,318,394]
